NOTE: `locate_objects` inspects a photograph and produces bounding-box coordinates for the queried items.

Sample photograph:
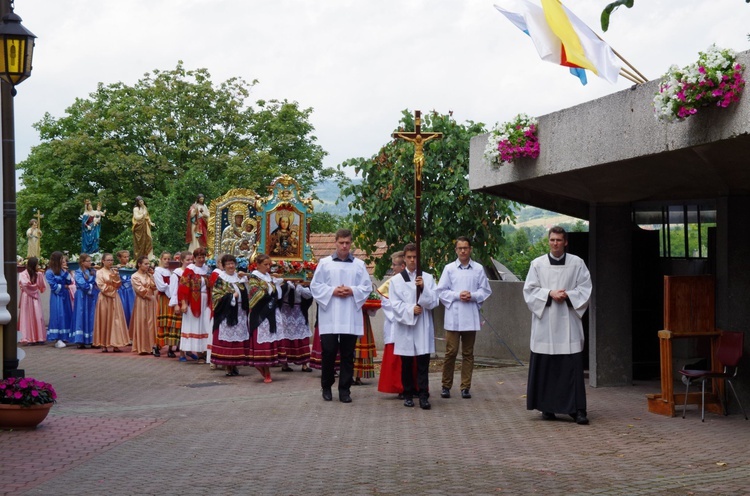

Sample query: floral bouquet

[654,44,745,123]
[0,377,57,407]
[484,113,540,165]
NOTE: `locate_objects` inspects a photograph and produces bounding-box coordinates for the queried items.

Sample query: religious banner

[207,176,316,280]
[207,188,262,261]
[256,174,316,280]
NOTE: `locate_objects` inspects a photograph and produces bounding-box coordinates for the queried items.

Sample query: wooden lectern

[646,275,722,416]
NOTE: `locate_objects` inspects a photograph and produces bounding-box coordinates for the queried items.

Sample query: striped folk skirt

[354,314,377,379]
[156,293,181,347]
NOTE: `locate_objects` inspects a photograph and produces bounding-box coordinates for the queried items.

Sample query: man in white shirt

[437,236,492,399]
[523,226,592,425]
[390,243,440,409]
[310,229,372,403]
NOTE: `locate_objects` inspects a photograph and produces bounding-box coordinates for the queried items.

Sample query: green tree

[310,211,350,234]
[17,62,334,256]
[339,110,515,279]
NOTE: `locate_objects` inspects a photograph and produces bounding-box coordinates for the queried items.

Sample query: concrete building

[468,50,750,400]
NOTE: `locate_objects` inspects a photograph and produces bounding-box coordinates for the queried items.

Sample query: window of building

[633,202,716,259]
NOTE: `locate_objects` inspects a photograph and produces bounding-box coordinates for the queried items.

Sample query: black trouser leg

[416,354,431,399]
[401,355,415,399]
[338,334,358,393]
[320,334,339,389]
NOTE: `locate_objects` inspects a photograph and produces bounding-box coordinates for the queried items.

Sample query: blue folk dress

[71,268,98,345]
[117,269,136,328]
[45,269,73,342]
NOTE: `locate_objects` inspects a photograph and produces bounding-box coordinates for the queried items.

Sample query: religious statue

[236,218,258,258]
[80,199,105,254]
[219,203,247,256]
[132,196,155,260]
[26,217,42,259]
[186,193,209,252]
[268,210,300,258]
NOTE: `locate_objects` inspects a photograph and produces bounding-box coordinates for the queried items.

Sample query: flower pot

[0,403,53,430]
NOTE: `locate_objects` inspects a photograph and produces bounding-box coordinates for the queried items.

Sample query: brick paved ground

[2,344,749,496]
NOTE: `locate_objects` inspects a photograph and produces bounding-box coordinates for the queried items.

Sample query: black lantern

[0,2,35,91]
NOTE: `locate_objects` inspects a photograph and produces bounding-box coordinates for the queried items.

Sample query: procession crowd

[18,226,592,424]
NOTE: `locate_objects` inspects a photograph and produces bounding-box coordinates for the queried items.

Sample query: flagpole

[619,66,644,83]
[619,70,640,85]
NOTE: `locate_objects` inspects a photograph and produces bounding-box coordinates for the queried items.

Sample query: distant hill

[311,178,360,216]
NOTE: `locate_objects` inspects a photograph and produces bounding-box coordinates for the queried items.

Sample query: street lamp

[0,0,35,378]
[0,1,35,93]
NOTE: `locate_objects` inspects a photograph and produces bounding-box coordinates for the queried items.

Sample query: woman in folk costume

[130,256,158,355]
[93,253,130,353]
[72,253,98,348]
[153,252,173,357]
[211,254,251,377]
[18,257,46,345]
[45,251,73,345]
[278,280,314,372]
[353,303,377,385]
[170,251,193,360]
[116,250,136,329]
[178,247,212,363]
[246,254,282,383]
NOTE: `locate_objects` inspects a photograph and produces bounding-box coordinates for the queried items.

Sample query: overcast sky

[11,0,750,178]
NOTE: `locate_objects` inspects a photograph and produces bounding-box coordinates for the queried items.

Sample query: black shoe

[440,387,451,398]
[76,344,86,349]
[167,350,176,358]
[281,366,293,372]
[322,388,333,401]
[419,398,431,410]
[461,389,471,399]
[403,398,415,407]
[542,412,557,421]
[575,410,589,425]
[301,366,313,372]
[339,392,352,403]
[153,346,160,357]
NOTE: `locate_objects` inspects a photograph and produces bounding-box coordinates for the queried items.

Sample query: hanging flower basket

[484,113,540,166]
[654,44,745,123]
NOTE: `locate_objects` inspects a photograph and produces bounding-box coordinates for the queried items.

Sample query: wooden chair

[679,330,748,421]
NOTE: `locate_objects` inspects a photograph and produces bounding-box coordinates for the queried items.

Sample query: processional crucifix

[391,110,442,289]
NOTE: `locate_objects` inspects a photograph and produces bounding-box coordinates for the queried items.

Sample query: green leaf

[600,0,635,32]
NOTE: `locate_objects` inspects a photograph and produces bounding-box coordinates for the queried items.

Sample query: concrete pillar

[588,204,633,387]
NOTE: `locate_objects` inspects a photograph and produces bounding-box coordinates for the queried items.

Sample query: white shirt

[437,259,492,331]
[168,267,183,307]
[310,256,371,336]
[523,253,592,355]
[153,266,172,297]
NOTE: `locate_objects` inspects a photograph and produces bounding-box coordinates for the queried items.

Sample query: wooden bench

[646,275,723,417]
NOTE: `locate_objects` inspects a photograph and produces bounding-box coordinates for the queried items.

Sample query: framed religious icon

[207,188,262,260]
[256,174,316,280]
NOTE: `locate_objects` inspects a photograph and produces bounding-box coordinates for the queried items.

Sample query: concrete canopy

[469,51,750,217]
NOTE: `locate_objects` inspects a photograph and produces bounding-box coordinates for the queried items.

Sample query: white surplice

[310,256,370,336]
[523,253,592,355]
[390,271,439,356]
[437,259,492,331]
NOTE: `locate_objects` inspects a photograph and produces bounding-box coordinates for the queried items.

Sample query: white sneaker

[55,340,67,348]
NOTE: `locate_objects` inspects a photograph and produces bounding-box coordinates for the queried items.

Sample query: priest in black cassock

[523,226,592,425]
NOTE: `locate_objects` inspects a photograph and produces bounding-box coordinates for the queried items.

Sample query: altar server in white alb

[310,229,371,404]
[524,226,592,425]
[438,236,492,400]
[390,243,440,410]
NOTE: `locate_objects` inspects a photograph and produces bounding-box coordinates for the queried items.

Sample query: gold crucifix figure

[392,110,443,196]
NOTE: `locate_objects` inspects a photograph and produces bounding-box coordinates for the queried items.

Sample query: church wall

[715,195,750,408]
[433,281,532,364]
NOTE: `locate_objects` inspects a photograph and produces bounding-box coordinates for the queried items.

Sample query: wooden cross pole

[391,110,443,285]
[33,209,44,230]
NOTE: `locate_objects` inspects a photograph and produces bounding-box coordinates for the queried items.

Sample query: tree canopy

[339,110,516,279]
[17,62,334,257]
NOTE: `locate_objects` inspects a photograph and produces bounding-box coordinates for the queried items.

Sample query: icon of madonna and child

[267,209,300,258]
